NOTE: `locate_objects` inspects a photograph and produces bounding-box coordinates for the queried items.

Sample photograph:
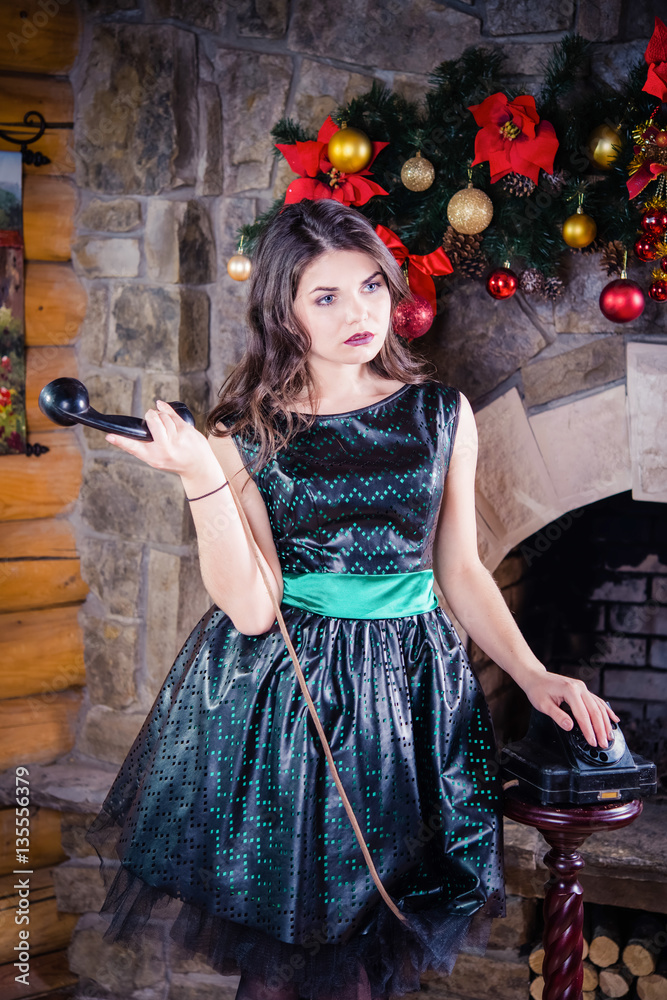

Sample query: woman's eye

[316,281,382,305]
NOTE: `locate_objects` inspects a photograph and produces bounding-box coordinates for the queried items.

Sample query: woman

[87,198,619,1000]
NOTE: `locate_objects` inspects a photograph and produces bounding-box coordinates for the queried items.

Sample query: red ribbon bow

[375,224,452,314]
[627,156,667,200]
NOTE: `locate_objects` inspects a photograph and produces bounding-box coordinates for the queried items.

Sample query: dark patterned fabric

[85,379,506,1000]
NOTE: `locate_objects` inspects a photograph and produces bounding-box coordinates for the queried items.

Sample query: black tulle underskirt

[89,819,501,1000]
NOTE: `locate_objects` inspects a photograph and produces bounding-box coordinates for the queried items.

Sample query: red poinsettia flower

[275,115,390,207]
[467,93,559,184]
[644,16,667,101]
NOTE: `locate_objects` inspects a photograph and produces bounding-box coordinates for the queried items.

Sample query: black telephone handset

[500,701,657,806]
[38,378,195,441]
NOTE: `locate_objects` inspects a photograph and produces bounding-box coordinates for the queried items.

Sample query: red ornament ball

[661,258,667,272]
[486,267,518,299]
[392,294,434,340]
[649,279,667,301]
[655,131,667,148]
[641,210,667,236]
[599,278,645,322]
[634,236,658,261]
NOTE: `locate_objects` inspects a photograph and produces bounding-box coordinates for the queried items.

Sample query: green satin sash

[280,569,438,619]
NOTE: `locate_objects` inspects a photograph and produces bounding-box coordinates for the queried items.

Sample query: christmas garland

[227,19,667,334]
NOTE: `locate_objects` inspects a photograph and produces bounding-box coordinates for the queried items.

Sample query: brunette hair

[206,199,436,481]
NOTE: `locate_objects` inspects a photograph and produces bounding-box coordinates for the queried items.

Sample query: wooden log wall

[0,4,85,995]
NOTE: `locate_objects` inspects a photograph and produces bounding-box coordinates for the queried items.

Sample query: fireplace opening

[477,491,667,802]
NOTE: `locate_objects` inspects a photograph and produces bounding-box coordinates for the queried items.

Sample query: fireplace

[495,490,667,801]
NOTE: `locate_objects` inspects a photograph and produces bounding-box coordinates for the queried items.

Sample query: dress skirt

[85,595,506,1000]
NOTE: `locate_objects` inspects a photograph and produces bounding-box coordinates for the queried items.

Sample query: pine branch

[271,117,314,146]
[236,197,286,257]
[539,34,590,113]
[235,36,657,303]
[428,45,506,98]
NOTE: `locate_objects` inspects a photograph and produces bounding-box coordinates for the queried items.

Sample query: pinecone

[541,276,565,301]
[519,268,545,294]
[458,255,488,278]
[442,225,487,276]
[542,169,568,194]
[499,172,537,197]
[600,239,626,276]
[442,225,482,264]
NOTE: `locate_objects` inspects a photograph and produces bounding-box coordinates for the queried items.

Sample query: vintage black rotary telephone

[500,701,657,806]
[39,377,195,439]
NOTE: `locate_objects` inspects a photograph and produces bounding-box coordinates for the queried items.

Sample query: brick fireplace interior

[508,490,667,799]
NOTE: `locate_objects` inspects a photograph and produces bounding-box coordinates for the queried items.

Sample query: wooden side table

[503,791,644,1000]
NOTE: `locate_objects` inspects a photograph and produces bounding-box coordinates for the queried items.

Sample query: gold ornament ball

[586,124,621,171]
[562,211,597,248]
[446,186,494,235]
[401,152,435,192]
[227,253,252,281]
[327,127,373,173]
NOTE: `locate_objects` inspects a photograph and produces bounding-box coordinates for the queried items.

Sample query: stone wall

[44,0,667,997]
[67,0,667,771]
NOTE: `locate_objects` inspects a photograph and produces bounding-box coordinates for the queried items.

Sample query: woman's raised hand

[105,400,216,481]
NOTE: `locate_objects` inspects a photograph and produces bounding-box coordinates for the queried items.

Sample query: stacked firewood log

[528,904,667,1000]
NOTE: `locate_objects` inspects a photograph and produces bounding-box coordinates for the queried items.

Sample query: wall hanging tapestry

[0,150,26,455]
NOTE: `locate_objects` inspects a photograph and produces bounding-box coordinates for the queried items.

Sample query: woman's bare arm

[432,392,620,748]
[106,401,282,635]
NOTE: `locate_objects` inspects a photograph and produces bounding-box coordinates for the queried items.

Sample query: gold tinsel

[644,195,667,212]
[629,119,667,178]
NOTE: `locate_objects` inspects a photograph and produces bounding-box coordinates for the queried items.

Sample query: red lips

[345,332,374,343]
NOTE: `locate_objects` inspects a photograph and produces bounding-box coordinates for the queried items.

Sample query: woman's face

[292,249,392,367]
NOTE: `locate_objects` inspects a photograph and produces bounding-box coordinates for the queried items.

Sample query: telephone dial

[500,702,657,806]
[38,377,195,440]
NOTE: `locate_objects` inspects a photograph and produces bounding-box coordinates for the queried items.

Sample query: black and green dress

[86,379,506,1000]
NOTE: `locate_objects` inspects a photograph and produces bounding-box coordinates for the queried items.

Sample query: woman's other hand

[521,669,621,748]
[105,400,215,481]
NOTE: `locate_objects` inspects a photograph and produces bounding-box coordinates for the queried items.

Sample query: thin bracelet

[185,481,229,502]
